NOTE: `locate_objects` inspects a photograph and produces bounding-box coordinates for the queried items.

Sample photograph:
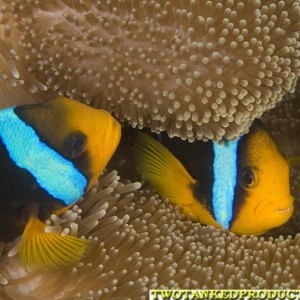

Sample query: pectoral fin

[54,204,73,216]
[19,216,90,270]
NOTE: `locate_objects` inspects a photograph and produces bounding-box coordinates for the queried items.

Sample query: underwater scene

[0,0,300,299]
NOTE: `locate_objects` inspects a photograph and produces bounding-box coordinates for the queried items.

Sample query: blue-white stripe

[0,107,87,205]
[212,139,240,229]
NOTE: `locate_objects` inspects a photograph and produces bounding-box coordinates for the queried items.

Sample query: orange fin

[135,132,220,227]
[135,132,197,206]
[54,204,73,216]
[287,156,300,166]
[19,216,90,270]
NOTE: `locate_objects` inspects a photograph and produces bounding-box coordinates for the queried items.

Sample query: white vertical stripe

[0,107,87,205]
[212,139,240,229]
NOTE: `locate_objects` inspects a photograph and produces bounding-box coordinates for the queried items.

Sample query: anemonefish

[0,97,121,269]
[135,121,294,236]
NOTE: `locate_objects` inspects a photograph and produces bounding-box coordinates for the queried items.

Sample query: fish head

[50,97,121,190]
[14,97,121,194]
[230,122,293,235]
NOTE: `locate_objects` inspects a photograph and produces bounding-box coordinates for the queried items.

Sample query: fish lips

[254,196,294,224]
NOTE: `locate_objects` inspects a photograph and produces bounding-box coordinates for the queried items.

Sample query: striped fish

[0,97,121,269]
[135,121,294,236]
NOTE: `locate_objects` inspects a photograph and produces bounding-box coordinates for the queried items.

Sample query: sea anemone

[0,0,300,140]
[0,168,300,299]
[262,81,300,158]
[0,28,48,108]
[1,0,300,298]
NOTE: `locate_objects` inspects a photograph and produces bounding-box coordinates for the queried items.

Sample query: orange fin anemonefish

[134,121,295,236]
[0,97,121,270]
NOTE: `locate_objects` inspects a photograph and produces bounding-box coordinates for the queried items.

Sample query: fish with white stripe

[0,97,121,269]
[134,121,295,235]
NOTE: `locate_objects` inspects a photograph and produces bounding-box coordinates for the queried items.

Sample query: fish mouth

[254,196,294,219]
[275,206,293,214]
[274,196,294,216]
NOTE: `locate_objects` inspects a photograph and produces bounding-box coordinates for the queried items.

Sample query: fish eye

[239,167,256,189]
[64,131,87,157]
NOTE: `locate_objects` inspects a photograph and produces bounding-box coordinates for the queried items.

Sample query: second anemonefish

[135,121,294,236]
[0,97,121,269]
